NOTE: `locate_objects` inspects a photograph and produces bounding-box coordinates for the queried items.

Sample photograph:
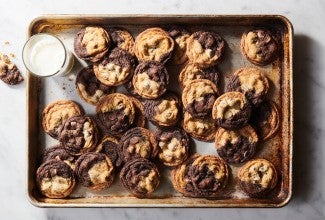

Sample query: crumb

[4,41,10,45]
[68,75,74,81]
[10,53,15,58]
[62,86,66,90]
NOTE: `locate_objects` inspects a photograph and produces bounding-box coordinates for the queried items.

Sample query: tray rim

[26,14,293,208]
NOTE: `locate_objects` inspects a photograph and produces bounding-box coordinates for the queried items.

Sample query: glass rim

[22,33,68,77]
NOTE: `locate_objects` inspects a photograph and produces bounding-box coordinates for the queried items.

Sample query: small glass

[22,33,74,77]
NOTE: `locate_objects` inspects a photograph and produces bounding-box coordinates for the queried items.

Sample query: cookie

[75,66,115,105]
[120,158,160,198]
[166,26,190,65]
[238,158,278,197]
[154,128,189,167]
[182,111,216,142]
[41,144,75,169]
[186,31,225,67]
[215,125,258,164]
[171,154,229,197]
[241,29,278,66]
[93,47,136,86]
[250,100,280,141]
[182,79,218,118]
[109,28,135,56]
[212,92,251,129]
[132,61,169,99]
[134,27,174,63]
[95,93,135,136]
[75,152,114,191]
[36,160,76,198]
[226,67,269,106]
[74,26,110,62]
[128,96,147,128]
[59,116,98,156]
[96,135,123,168]
[0,52,23,85]
[118,127,158,162]
[42,100,84,139]
[143,92,180,127]
[178,63,220,90]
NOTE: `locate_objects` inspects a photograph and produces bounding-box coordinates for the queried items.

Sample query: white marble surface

[0,0,324,219]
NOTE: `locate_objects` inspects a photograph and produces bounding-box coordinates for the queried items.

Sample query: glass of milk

[22,33,74,77]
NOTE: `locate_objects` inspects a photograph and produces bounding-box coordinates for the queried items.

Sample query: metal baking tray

[26,15,293,207]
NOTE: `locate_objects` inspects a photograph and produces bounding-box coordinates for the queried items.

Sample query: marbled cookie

[135,27,174,63]
[238,158,278,197]
[75,152,114,191]
[226,67,269,106]
[59,116,98,156]
[120,158,160,198]
[42,100,83,139]
[132,61,169,99]
[36,160,76,198]
[74,26,110,62]
[143,92,180,127]
[186,31,225,67]
[182,79,218,118]
[215,125,258,164]
[76,66,115,105]
[212,92,251,129]
[241,29,278,66]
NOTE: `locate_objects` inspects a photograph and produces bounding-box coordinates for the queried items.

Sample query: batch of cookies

[36,25,281,199]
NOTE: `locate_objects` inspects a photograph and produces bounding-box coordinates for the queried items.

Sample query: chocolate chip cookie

[0,52,23,85]
[132,61,169,99]
[94,47,136,86]
[166,26,190,65]
[76,66,115,105]
[238,158,278,197]
[212,92,251,129]
[154,128,190,167]
[241,29,278,66]
[120,158,160,198]
[74,26,110,62]
[75,152,115,191]
[215,125,258,164]
[143,92,180,127]
[134,27,174,63]
[42,100,84,139]
[226,67,269,105]
[186,31,225,67]
[182,79,218,118]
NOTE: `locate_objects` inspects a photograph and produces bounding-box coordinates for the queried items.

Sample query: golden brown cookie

[93,47,136,86]
[182,111,216,142]
[74,26,110,62]
[75,66,115,105]
[42,100,84,139]
[186,31,225,67]
[59,115,98,156]
[36,160,76,198]
[212,92,251,129]
[132,61,169,99]
[182,79,218,118]
[226,67,269,106]
[109,27,135,56]
[134,27,174,63]
[0,52,23,85]
[238,158,278,197]
[95,93,135,136]
[215,125,258,164]
[166,26,190,65]
[171,154,229,198]
[118,127,158,162]
[120,158,160,198]
[75,152,115,191]
[154,128,189,167]
[143,92,180,127]
[178,63,220,90]
[241,29,278,66]
[250,101,280,141]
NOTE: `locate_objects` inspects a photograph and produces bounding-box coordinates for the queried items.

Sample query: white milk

[23,34,74,77]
